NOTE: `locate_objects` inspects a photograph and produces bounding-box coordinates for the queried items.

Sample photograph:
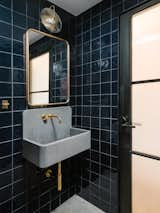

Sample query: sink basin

[23,127,90,168]
[23,107,91,168]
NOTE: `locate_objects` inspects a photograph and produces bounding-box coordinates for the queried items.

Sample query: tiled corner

[71,0,152,212]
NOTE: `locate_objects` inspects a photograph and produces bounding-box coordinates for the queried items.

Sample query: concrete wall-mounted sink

[23,107,91,168]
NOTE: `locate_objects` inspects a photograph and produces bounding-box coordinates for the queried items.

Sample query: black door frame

[119,1,160,213]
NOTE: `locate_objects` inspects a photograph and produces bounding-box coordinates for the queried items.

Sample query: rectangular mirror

[25,28,70,106]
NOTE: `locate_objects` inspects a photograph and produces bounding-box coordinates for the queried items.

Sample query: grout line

[11,0,14,212]
[110,0,113,210]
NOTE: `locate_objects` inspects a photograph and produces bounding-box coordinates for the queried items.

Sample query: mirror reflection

[26,29,70,106]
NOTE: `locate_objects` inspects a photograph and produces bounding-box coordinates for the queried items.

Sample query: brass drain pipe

[58,162,62,191]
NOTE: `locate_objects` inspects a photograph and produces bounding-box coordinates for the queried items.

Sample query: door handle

[121,115,136,128]
[122,123,136,128]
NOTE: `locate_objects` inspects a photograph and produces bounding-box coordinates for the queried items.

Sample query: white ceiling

[48,0,103,16]
[29,31,44,45]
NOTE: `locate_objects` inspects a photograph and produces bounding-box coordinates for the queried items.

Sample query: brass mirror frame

[25,28,70,107]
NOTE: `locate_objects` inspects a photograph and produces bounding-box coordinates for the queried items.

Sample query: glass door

[131,3,160,213]
[120,1,160,213]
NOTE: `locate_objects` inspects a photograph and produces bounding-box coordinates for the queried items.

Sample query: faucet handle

[41,114,48,122]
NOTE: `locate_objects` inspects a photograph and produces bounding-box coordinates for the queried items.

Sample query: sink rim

[23,127,90,147]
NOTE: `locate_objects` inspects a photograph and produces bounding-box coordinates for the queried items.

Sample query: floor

[52,195,105,213]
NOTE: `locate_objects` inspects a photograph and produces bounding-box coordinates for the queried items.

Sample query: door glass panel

[30,52,49,105]
[30,93,49,105]
[132,3,160,82]
[132,82,160,157]
[132,155,160,213]
[30,52,49,92]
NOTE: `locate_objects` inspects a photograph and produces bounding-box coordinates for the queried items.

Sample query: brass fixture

[58,162,62,191]
[2,100,10,110]
[44,163,62,192]
[40,5,62,33]
[41,114,49,122]
[41,113,62,123]
[45,169,53,178]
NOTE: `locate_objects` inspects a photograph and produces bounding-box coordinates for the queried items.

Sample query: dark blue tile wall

[0,0,76,213]
[0,0,154,212]
[71,0,153,212]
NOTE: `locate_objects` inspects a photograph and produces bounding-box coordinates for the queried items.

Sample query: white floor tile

[51,195,105,213]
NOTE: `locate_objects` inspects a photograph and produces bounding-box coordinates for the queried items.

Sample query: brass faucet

[41,113,62,123]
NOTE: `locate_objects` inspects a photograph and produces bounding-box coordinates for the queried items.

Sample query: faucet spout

[41,114,62,123]
[48,114,62,124]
